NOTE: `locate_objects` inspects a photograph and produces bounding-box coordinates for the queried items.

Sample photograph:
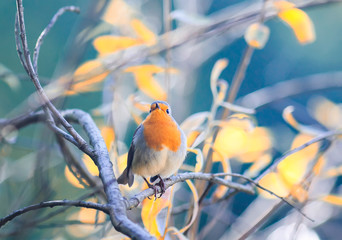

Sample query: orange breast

[143,111,181,152]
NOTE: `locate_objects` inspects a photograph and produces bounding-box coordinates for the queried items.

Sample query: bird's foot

[144,176,166,199]
[155,175,166,198]
[143,177,158,199]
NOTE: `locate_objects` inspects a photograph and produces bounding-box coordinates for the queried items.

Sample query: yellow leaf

[187,148,203,172]
[323,166,342,178]
[258,172,290,198]
[181,112,209,132]
[66,211,103,238]
[313,156,325,175]
[277,134,318,185]
[186,131,201,148]
[102,0,135,26]
[131,19,157,45]
[275,1,315,44]
[245,153,272,178]
[289,184,308,202]
[66,83,103,96]
[210,59,229,99]
[83,154,99,176]
[179,180,199,233]
[282,106,299,129]
[312,97,342,129]
[212,152,231,199]
[65,152,99,189]
[93,35,141,55]
[74,60,108,82]
[64,166,86,189]
[244,23,270,49]
[69,60,109,95]
[141,191,171,237]
[130,96,150,112]
[125,65,177,100]
[101,126,115,150]
[117,153,128,174]
[294,134,319,157]
[278,153,309,187]
[131,112,144,125]
[322,195,342,206]
[214,115,271,163]
[79,205,106,224]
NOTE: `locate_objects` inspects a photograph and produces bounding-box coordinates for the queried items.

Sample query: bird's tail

[117,168,134,187]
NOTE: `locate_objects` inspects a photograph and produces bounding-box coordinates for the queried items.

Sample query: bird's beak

[155,102,160,109]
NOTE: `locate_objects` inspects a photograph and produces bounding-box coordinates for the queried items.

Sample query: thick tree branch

[62,109,154,239]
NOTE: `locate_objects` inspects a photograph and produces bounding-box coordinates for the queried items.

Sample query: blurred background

[1,0,342,239]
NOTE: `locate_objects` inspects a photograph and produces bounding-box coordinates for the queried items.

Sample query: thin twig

[227,46,254,104]
[238,71,342,110]
[163,0,171,101]
[14,14,29,74]
[0,200,108,228]
[15,0,93,157]
[55,135,105,199]
[126,172,254,209]
[255,129,342,182]
[214,173,313,221]
[33,6,80,73]
[238,200,284,240]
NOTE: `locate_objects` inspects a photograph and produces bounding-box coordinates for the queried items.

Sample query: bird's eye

[149,109,152,113]
[166,109,170,114]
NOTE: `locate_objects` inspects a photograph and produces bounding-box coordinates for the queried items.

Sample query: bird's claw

[144,176,166,200]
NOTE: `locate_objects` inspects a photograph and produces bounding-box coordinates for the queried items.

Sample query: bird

[117,100,187,197]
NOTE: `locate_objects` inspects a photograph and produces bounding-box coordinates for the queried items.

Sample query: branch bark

[0,200,108,228]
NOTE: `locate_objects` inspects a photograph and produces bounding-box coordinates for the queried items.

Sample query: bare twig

[14,14,29,74]
[0,200,108,228]
[255,129,342,182]
[15,0,93,157]
[238,71,342,110]
[238,200,284,240]
[33,6,80,73]
[125,172,255,209]
[226,46,254,104]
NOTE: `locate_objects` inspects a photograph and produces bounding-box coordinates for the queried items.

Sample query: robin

[117,101,187,197]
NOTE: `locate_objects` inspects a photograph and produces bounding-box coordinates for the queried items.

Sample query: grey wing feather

[117,124,142,187]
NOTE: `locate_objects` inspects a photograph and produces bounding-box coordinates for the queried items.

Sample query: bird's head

[149,101,172,116]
